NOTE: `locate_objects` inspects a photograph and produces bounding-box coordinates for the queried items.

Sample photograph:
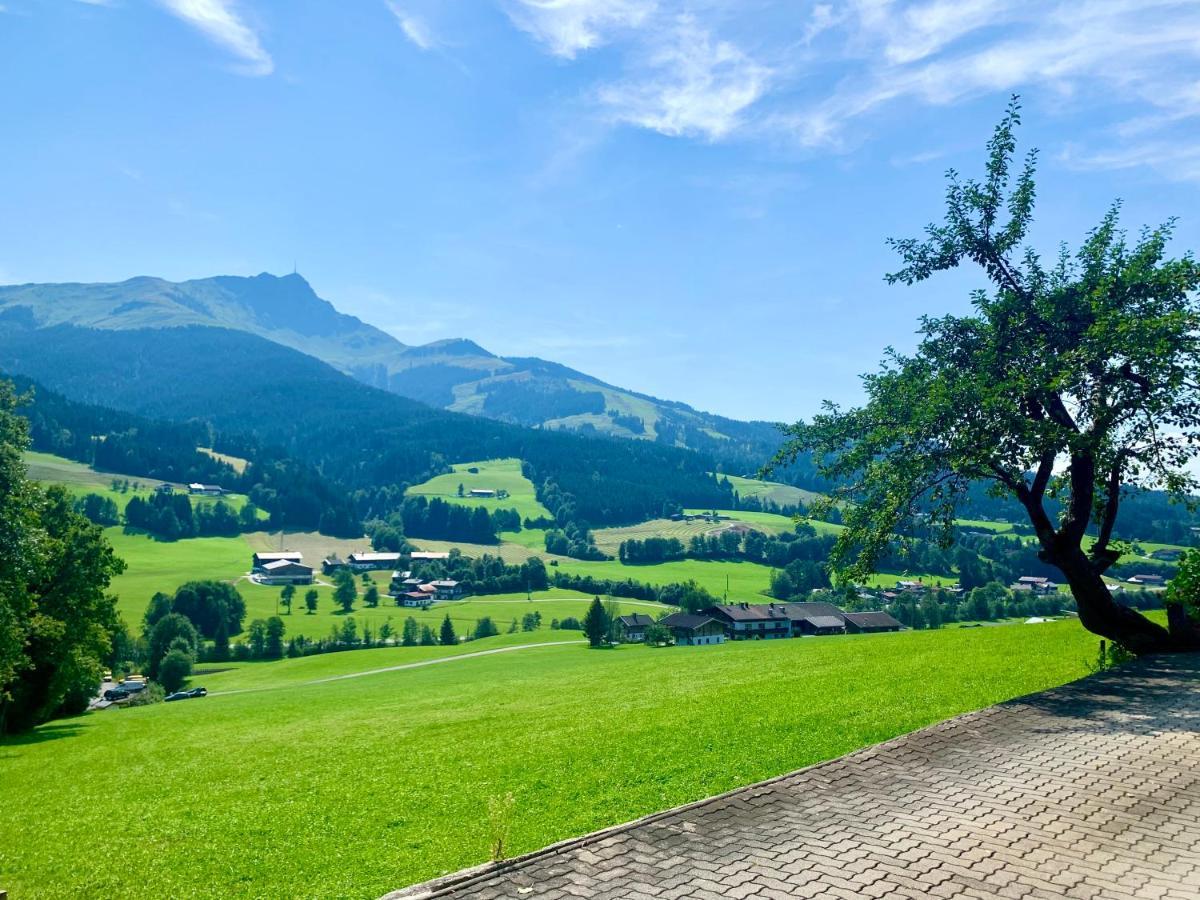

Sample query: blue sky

[1,1,1198,423]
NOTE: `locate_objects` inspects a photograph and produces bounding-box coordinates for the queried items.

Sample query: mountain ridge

[0,272,790,472]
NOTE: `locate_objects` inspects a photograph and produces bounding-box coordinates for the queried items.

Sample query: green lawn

[406,458,551,522]
[0,619,1103,899]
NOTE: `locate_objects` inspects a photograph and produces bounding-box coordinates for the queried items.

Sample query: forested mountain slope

[0,273,798,478]
[0,315,732,526]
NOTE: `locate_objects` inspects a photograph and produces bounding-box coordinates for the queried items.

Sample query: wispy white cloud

[156,0,273,76]
[384,1,436,51]
[597,16,772,141]
[497,0,1200,179]
[505,0,656,59]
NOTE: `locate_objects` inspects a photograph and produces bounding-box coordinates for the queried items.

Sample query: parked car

[187,687,207,698]
[102,688,128,702]
[164,691,191,702]
[120,680,147,694]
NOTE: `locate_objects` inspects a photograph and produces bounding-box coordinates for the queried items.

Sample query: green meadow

[405,457,551,522]
[23,450,262,516]
[718,473,823,507]
[0,619,1103,899]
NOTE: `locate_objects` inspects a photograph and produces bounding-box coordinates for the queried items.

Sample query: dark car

[187,687,207,698]
[164,691,191,702]
[120,680,147,693]
[103,688,128,702]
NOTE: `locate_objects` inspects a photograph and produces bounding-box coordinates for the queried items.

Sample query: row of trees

[124,492,261,540]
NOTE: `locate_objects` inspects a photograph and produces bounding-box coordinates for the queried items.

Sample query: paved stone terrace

[387,655,1200,900]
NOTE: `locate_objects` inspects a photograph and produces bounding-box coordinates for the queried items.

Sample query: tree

[582,597,609,647]
[265,616,286,659]
[644,623,672,646]
[920,594,943,630]
[247,619,267,659]
[304,588,319,615]
[419,625,437,646]
[473,617,499,639]
[402,616,420,647]
[146,613,199,679]
[171,581,246,639]
[333,568,357,614]
[507,618,518,634]
[770,100,1200,654]
[280,584,295,615]
[520,611,541,632]
[363,584,380,608]
[439,614,457,646]
[158,649,193,693]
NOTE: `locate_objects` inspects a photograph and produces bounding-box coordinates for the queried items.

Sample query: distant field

[406,458,551,522]
[556,556,776,599]
[591,517,736,555]
[720,474,823,507]
[23,450,261,515]
[198,446,248,474]
[0,620,1102,898]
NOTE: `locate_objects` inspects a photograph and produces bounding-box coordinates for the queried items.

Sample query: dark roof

[777,601,846,621]
[804,615,846,629]
[843,611,903,629]
[618,614,655,628]
[662,613,720,631]
[704,603,790,622]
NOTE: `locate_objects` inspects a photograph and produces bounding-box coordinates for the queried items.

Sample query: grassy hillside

[405,457,551,522]
[721,473,823,507]
[23,450,260,514]
[0,620,1101,898]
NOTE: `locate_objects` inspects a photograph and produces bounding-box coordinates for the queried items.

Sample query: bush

[158,650,193,692]
[126,682,165,707]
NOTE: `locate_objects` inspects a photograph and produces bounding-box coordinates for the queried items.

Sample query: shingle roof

[705,604,790,622]
[618,614,655,628]
[843,611,903,629]
[804,615,846,630]
[777,601,846,621]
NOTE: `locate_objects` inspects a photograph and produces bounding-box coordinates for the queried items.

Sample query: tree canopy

[771,99,1200,653]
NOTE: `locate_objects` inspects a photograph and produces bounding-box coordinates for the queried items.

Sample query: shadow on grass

[0,720,90,756]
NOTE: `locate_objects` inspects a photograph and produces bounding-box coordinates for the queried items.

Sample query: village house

[843,611,904,634]
[1011,576,1059,594]
[468,488,497,498]
[410,551,451,562]
[346,551,403,571]
[429,579,464,600]
[703,603,791,640]
[616,613,655,643]
[154,483,174,495]
[257,559,314,586]
[188,482,225,496]
[775,601,848,636]
[1127,573,1167,587]
[661,613,726,646]
[252,551,303,573]
[398,592,433,609]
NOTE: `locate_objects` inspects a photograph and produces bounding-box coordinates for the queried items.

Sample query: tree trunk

[1056,550,1191,653]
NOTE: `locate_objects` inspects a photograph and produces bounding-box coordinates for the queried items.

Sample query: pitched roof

[262,559,311,572]
[662,613,720,631]
[705,603,790,622]
[804,615,846,630]
[254,551,302,562]
[618,614,655,628]
[777,601,846,621]
[348,552,402,562]
[843,611,904,629]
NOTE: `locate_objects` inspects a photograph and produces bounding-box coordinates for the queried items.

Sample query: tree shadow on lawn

[0,720,90,757]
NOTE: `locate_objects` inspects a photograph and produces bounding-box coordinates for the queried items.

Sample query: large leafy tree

[0,381,126,732]
[771,100,1200,653]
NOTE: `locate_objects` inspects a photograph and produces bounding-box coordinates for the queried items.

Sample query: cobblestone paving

[387,654,1200,899]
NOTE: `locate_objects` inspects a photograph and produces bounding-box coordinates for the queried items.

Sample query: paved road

[386,654,1200,900]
